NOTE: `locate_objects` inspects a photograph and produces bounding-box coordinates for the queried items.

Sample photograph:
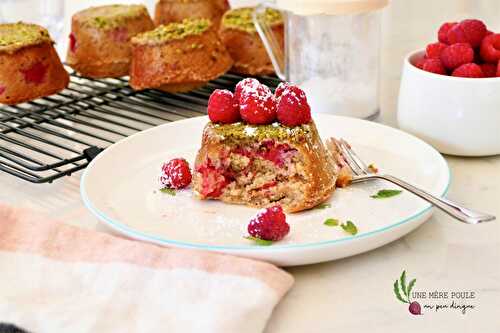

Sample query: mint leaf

[244,236,273,246]
[324,218,339,226]
[394,280,409,304]
[400,270,408,298]
[341,221,358,235]
[160,188,176,196]
[315,203,331,209]
[407,278,417,300]
[370,189,402,199]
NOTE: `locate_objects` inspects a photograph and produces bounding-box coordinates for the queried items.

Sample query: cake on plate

[219,7,283,76]
[192,79,347,213]
[154,0,230,27]
[0,22,69,105]
[67,4,154,78]
[130,18,233,93]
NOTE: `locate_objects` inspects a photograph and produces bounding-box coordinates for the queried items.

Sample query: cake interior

[195,123,314,209]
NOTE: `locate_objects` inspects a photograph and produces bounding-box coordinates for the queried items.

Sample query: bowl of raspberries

[398,19,500,157]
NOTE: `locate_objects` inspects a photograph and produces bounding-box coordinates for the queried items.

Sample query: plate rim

[80,115,451,251]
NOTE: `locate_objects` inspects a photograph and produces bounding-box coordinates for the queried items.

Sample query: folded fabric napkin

[0,204,293,333]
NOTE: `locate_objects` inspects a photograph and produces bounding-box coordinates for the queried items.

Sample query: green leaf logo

[393,270,417,304]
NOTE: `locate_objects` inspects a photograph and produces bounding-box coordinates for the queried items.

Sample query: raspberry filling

[22,62,47,84]
[0,85,5,96]
[257,141,297,168]
[111,27,129,42]
[196,160,230,198]
[69,33,77,53]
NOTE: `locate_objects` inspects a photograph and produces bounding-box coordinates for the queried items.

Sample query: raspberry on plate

[426,42,448,59]
[274,81,290,100]
[208,89,240,124]
[480,33,500,63]
[277,85,312,126]
[480,63,497,77]
[447,19,487,48]
[159,158,192,189]
[438,22,457,44]
[422,58,446,75]
[440,43,474,70]
[247,205,290,241]
[452,63,484,78]
[238,81,277,125]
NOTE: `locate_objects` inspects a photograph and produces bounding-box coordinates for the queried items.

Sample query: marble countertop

[0,0,499,332]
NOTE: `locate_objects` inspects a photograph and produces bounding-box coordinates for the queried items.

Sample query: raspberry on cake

[130,18,233,93]
[219,7,283,76]
[155,0,229,26]
[67,4,154,78]
[0,22,69,105]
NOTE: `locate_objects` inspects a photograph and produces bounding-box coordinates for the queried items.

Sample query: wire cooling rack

[0,68,280,183]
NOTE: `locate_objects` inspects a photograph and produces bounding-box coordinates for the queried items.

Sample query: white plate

[81,114,450,266]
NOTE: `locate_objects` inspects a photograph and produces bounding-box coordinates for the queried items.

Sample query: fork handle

[369,175,495,224]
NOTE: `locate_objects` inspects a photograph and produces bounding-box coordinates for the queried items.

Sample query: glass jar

[255,0,388,119]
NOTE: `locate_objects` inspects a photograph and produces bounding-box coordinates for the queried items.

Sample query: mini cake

[219,7,283,76]
[192,79,344,213]
[67,4,154,78]
[0,23,69,105]
[154,0,230,26]
[130,18,233,93]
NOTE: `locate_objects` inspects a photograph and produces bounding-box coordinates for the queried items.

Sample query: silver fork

[332,138,495,225]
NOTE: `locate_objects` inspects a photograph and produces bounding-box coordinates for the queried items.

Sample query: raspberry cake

[67,4,154,78]
[0,23,69,105]
[130,18,232,93]
[155,0,230,27]
[219,7,283,76]
[193,79,346,213]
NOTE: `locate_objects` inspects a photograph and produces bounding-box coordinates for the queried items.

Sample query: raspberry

[480,33,500,63]
[247,205,290,241]
[452,63,484,78]
[440,43,474,70]
[239,82,277,125]
[480,63,497,77]
[426,42,448,59]
[438,22,457,44]
[234,78,260,103]
[159,158,192,189]
[274,82,290,100]
[69,33,77,53]
[21,62,47,84]
[447,19,487,48]
[276,85,311,126]
[208,89,239,124]
[414,57,426,69]
[422,58,446,75]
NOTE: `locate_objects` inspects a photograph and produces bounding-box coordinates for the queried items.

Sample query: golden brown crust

[193,121,337,213]
[0,41,69,105]
[154,0,230,26]
[66,5,154,78]
[129,29,233,91]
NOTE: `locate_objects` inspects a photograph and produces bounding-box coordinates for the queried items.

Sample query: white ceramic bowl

[397,49,500,156]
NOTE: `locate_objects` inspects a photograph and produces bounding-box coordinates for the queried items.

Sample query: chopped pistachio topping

[208,121,312,143]
[222,7,282,33]
[132,18,211,45]
[79,4,148,30]
[0,22,52,53]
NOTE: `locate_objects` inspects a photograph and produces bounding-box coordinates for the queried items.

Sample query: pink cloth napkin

[0,204,293,333]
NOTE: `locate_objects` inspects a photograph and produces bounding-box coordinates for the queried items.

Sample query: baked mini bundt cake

[193,79,347,213]
[219,7,283,76]
[0,22,69,105]
[67,4,154,78]
[130,18,233,93]
[154,0,229,27]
